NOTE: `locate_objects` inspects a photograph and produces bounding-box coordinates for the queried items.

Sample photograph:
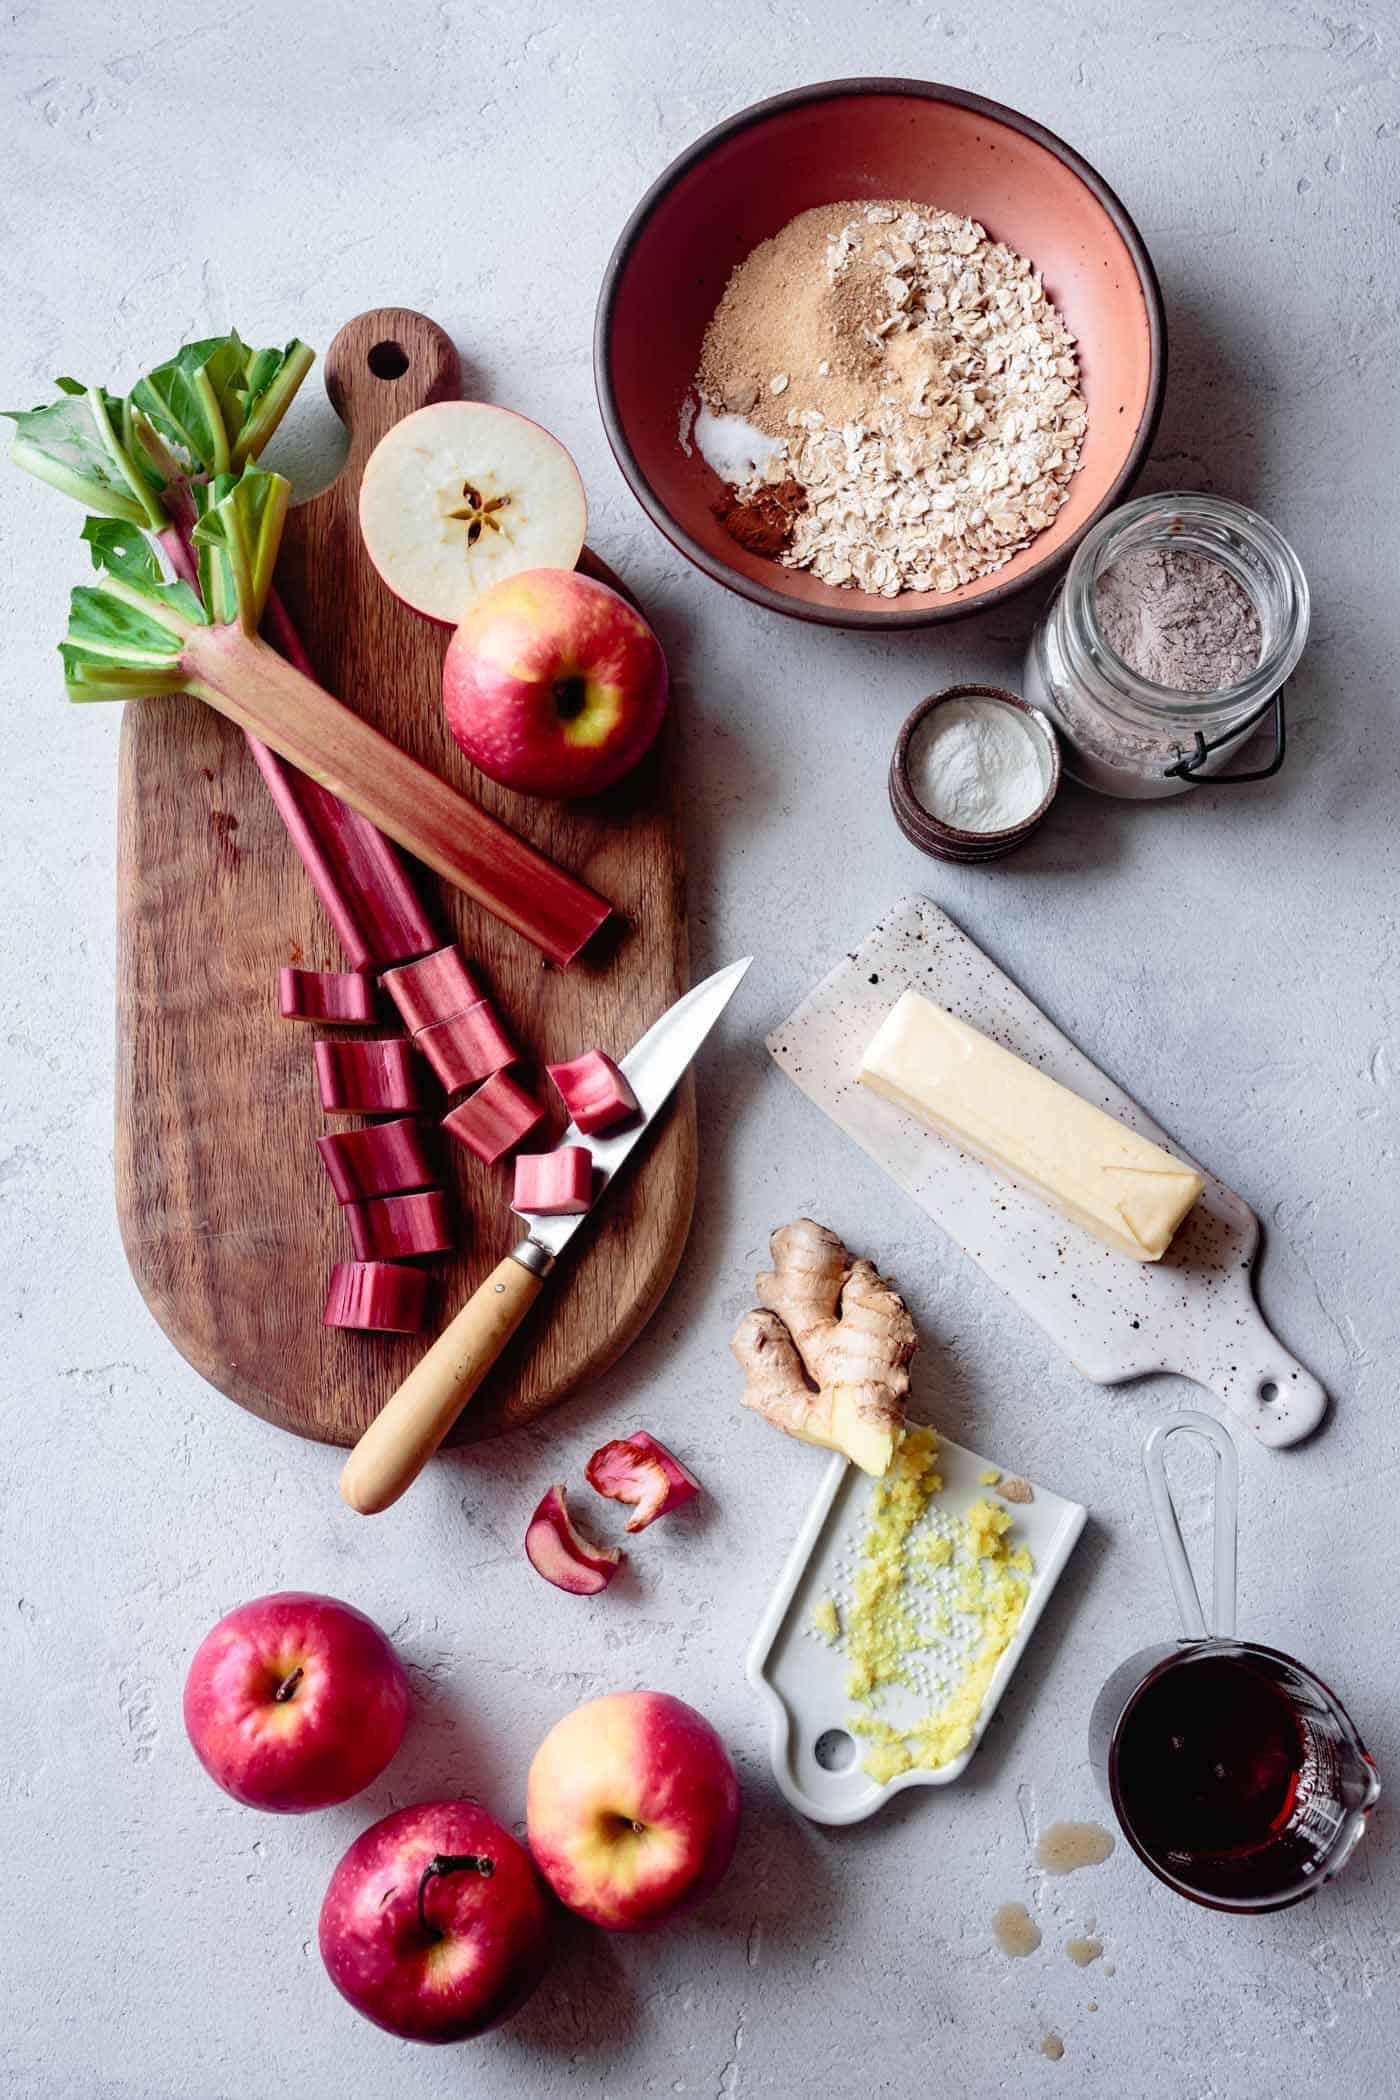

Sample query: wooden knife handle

[339,1254,546,1513]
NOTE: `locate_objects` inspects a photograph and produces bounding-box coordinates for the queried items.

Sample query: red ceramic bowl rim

[594,77,1168,630]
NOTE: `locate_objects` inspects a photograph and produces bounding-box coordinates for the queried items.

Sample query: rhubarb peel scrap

[524,1484,622,1596]
[585,1432,701,1533]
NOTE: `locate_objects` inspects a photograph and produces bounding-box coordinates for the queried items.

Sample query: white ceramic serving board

[769,897,1325,1449]
[747,1435,1086,1825]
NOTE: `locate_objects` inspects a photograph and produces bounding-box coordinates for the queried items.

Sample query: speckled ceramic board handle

[768,896,1327,1450]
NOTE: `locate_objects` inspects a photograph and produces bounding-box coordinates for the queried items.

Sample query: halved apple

[359,401,587,626]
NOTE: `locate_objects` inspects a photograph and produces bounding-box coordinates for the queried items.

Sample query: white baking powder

[908,698,1051,833]
[690,403,784,484]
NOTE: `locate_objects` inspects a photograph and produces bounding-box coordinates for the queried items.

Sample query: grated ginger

[830,1428,1032,1779]
[810,1594,841,1642]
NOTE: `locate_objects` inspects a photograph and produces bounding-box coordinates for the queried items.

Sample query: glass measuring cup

[1089,1413,1380,1912]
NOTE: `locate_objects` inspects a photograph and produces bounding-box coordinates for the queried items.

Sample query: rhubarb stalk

[12,340,436,971]
[160,491,437,972]
[10,335,612,967]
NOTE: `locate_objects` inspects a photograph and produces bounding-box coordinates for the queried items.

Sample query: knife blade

[516,953,753,1256]
[339,957,753,1513]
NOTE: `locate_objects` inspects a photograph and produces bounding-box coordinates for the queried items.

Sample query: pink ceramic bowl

[595,79,1165,629]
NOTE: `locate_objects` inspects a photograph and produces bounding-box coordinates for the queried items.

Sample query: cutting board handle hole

[814,1727,858,1773]
[367,340,410,380]
[1258,1379,1280,1404]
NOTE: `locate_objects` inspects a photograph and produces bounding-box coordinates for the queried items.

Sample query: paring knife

[339,957,753,1514]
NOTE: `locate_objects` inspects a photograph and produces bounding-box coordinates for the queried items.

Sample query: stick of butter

[858,992,1204,1262]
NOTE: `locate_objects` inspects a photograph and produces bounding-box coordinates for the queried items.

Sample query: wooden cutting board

[115,308,693,1447]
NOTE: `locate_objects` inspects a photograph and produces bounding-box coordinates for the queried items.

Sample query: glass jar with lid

[1024,493,1309,799]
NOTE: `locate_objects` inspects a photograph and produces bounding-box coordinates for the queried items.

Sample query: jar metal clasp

[1161,685,1288,787]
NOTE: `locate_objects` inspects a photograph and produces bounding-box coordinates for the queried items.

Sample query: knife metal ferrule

[509,1236,558,1280]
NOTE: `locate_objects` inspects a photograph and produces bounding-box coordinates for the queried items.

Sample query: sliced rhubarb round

[279,967,377,1024]
[323,1262,430,1333]
[546,1050,639,1136]
[314,1037,422,1115]
[344,1189,454,1261]
[512,1147,593,1217]
[585,1432,701,1533]
[316,1119,435,1204]
[358,401,587,627]
[380,944,485,1035]
[414,1002,516,1094]
[524,1484,622,1596]
[442,1072,545,1165]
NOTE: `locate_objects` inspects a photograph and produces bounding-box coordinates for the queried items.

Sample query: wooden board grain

[115,308,693,1447]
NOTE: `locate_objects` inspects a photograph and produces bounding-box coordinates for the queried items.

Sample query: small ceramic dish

[890,685,1062,862]
[595,78,1166,630]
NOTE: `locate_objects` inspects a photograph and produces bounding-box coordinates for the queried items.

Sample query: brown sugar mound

[696,202,920,438]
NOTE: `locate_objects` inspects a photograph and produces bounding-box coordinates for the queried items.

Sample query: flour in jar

[1094,547,1261,691]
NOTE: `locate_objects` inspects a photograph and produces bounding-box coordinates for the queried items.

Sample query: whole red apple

[183,1591,408,1812]
[526,1691,740,1930]
[319,1800,553,2042]
[442,567,668,797]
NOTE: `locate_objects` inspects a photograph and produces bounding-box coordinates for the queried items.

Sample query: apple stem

[417,1852,496,1941]
[274,1665,304,1702]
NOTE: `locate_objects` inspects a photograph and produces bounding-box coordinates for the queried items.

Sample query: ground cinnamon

[712,478,806,557]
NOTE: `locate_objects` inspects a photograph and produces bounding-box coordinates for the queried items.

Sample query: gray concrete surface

[2,3,1396,2095]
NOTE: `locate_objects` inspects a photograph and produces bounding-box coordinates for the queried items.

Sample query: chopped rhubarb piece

[585,1432,702,1533]
[442,1072,545,1164]
[380,944,486,1035]
[314,1037,421,1115]
[279,966,377,1024]
[344,1188,454,1261]
[546,1049,640,1136]
[416,1001,516,1093]
[513,1147,593,1216]
[315,1119,435,1204]
[524,1484,622,1595]
[323,1261,430,1332]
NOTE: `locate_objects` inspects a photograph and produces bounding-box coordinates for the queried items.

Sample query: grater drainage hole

[814,1727,858,1773]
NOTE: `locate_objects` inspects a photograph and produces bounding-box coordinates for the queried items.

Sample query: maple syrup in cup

[1089,1416,1380,1913]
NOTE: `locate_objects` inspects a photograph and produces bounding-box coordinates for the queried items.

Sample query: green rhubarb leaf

[191,466,290,634]
[229,336,314,465]
[130,333,248,477]
[131,331,314,477]
[60,586,194,700]
[6,384,166,526]
[80,516,206,621]
[59,514,208,703]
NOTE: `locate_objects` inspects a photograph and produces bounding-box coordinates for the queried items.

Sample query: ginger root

[731,1219,917,1476]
